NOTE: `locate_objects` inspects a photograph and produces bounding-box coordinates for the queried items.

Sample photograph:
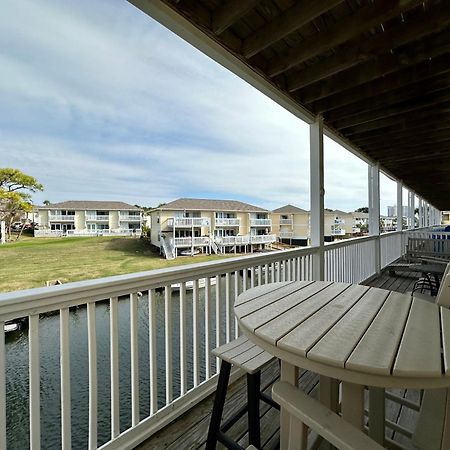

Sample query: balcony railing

[279,231,294,238]
[86,215,110,221]
[279,219,293,225]
[0,228,428,450]
[168,217,211,227]
[48,215,75,221]
[250,234,277,244]
[216,235,250,245]
[330,229,346,236]
[119,214,141,221]
[174,236,211,247]
[215,218,240,227]
[250,218,271,227]
[67,229,141,237]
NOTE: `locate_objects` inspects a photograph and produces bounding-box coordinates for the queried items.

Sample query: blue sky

[0,0,399,213]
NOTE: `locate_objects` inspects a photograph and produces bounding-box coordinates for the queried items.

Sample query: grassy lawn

[0,236,231,293]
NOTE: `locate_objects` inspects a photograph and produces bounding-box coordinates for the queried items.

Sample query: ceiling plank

[267,0,423,77]
[325,74,450,123]
[366,136,450,155]
[241,0,342,58]
[211,0,260,35]
[333,90,450,130]
[286,5,450,92]
[309,54,450,113]
[298,30,450,104]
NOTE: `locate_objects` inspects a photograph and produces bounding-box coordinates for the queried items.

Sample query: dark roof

[135,1,450,209]
[156,198,268,212]
[39,201,140,211]
[272,204,308,214]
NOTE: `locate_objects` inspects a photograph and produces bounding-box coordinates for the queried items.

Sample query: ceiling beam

[241,0,342,58]
[325,74,450,123]
[286,5,450,92]
[310,54,450,113]
[333,90,450,130]
[211,0,259,35]
[298,30,450,104]
[267,0,423,77]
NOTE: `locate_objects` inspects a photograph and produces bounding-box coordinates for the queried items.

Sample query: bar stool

[205,335,279,450]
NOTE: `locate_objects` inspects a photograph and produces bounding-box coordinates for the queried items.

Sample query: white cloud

[0,0,398,213]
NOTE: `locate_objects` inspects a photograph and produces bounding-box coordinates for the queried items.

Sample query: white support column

[418,199,423,228]
[310,117,324,281]
[396,182,403,232]
[0,221,5,244]
[368,163,381,274]
[407,192,413,229]
[410,193,416,229]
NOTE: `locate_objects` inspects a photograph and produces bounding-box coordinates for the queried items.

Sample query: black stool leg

[206,361,231,450]
[247,371,261,448]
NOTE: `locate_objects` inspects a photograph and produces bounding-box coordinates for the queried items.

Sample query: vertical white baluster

[215,275,221,373]
[164,287,173,404]
[277,262,281,282]
[257,265,262,286]
[0,323,6,450]
[225,273,231,343]
[242,269,247,291]
[265,264,269,284]
[149,289,157,414]
[110,297,120,438]
[192,280,200,387]
[250,267,255,288]
[29,314,40,450]
[204,278,211,379]
[180,282,187,395]
[234,272,239,339]
[130,293,139,426]
[87,303,97,450]
[60,308,71,449]
[287,259,291,281]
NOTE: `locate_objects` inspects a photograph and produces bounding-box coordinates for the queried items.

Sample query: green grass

[0,236,230,293]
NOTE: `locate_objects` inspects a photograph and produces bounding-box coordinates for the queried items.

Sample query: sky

[0,0,399,214]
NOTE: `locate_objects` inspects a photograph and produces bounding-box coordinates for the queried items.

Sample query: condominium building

[271,205,309,246]
[150,198,276,259]
[325,209,355,239]
[36,201,142,236]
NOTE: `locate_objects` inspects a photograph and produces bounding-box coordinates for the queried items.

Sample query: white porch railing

[216,235,250,245]
[279,219,293,225]
[48,215,75,221]
[215,218,240,226]
[249,218,271,227]
[380,231,404,269]
[119,214,142,221]
[34,229,64,237]
[86,215,110,221]
[169,218,210,227]
[67,229,140,237]
[173,236,211,247]
[279,231,294,238]
[250,234,277,244]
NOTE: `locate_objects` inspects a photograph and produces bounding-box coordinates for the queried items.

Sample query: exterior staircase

[210,238,223,255]
[160,235,176,260]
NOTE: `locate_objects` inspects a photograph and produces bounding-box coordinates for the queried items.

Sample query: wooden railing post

[310,116,324,281]
[368,163,381,274]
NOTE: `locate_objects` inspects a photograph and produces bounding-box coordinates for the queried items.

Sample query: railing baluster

[110,297,120,438]
[257,264,262,286]
[0,322,6,450]
[242,269,247,291]
[287,259,291,281]
[215,275,221,373]
[193,280,200,387]
[87,303,97,450]
[225,273,231,343]
[265,263,269,284]
[204,278,211,379]
[164,286,173,404]
[149,289,157,414]
[180,282,187,395]
[250,266,255,288]
[60,308,71,449]
[29,314,40,450]
[234,271,239,338]
[130,293,139,425]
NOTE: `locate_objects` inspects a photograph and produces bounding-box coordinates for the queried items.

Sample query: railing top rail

[324,234,377,250]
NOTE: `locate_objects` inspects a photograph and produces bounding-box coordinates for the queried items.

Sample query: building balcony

[279,231,294,238]
[173,236,211,247]
[119,214,141,221]
[330,228,346,236]
[250,233,276,244]
[168,217,210,227]
[85,214,110,221]
[279,218,293,225]
[0,227,439,450]
[48,214,75,221]
[215,235,250,245]
[215,217,240,227]
[250,218,271,227]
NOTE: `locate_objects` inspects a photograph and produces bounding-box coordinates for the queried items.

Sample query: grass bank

[0,236,230,293]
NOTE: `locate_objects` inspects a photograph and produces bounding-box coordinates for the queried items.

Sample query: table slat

[255,283,350,344]
[277,284,369,356]
[240,282,332,332]
[345,292,412,375]
[393,298,442,377]
[234,281,312,316]
[306,288,389,368]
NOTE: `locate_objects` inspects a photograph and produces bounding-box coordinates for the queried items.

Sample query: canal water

[5,276,241,449]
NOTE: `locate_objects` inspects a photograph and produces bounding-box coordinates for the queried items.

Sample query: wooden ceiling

[155,0,450,209]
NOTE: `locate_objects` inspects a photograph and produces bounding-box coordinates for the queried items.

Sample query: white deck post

[368,163,381,274]
[0,221,5,244]
[396,182,403,232]
[410,193,416,229]
[310,116,324,281]
[407,191,413,229]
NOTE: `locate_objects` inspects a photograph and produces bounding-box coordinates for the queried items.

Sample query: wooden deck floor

[137,270,424,450]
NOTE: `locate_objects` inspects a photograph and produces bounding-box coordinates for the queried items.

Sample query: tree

[43,200,51,206]
[0,168,43,241]
[356,207,369,213]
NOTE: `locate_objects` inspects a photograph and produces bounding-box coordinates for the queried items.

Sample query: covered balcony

[2,1,450,450]
[249,218,272,227]
[215,217,241,227]
[167,217,211,227]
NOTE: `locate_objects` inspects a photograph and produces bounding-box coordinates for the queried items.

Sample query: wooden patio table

[234,280,450,449]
